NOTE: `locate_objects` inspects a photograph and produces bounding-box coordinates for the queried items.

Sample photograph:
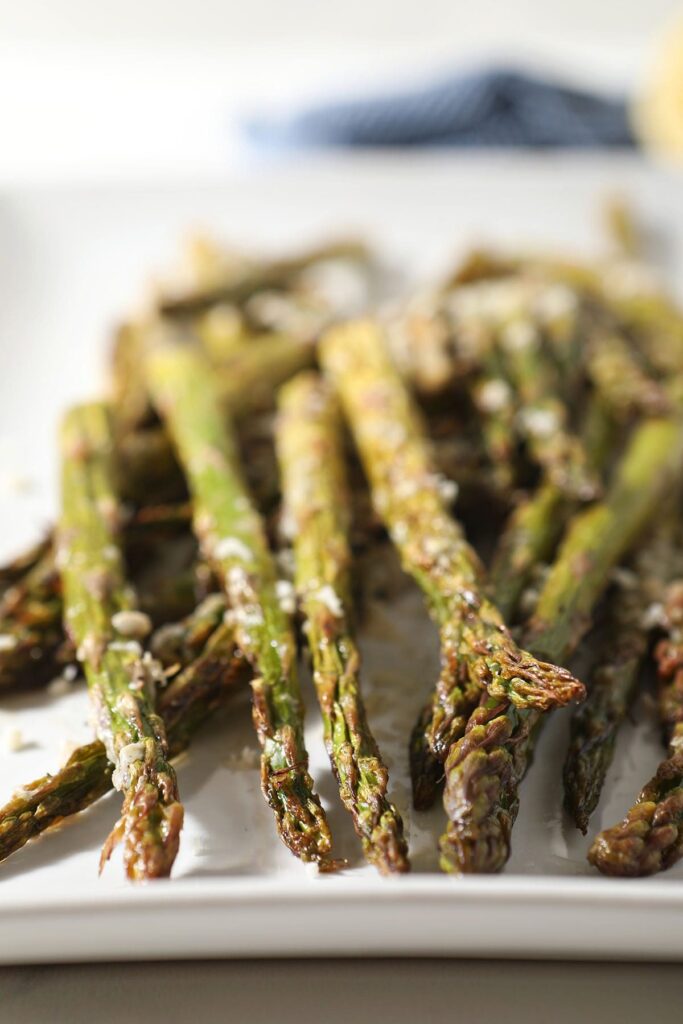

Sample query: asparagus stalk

[497,314,597,500]
[439,416,683,873]
[159,239,371,317]
[490,481,568,622]
[151,593,227,668]
[490,395,616,625]
[59,402,184,880]
[409,702,444,811]
[0,504,205,694]
[586,331,668,420]
[146,344,332,864]
[0,536,52,593]
[563,575,649,833]
[320,320,584,762]
[0,609,249,865]
[115,323,316,452]
[471,371,519,492]
[563,516,683,833]
[216,332,315,417]
[277,371,409,874]
[589,576,683,875]
[0,550,70,692]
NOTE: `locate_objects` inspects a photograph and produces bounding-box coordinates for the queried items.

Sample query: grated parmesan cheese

[112,740,146,791]
[477,378,511,413]
[214,537,253,563]
[275,580,296,615]
[2,727,25,753]
[519,407,559,439]
[315,584,343,617]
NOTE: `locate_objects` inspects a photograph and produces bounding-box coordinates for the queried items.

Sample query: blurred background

[1,0,682,183]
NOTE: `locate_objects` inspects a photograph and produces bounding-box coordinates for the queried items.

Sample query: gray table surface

[2,959,681,1023]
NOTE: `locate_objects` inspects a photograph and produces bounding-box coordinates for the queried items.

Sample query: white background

[0,0,681,182]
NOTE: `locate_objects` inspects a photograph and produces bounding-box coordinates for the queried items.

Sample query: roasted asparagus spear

[277,371,409,874]
[146,344,332,865]
[563,575,650,833]
[0,601,248,865]
[0,550,70,692]
[439,416,683,873]
[320,319,584,765]
[589,575,683,875]
[59,402,183,880]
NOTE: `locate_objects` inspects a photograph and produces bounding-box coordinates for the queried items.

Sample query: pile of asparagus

[2,215,683,882]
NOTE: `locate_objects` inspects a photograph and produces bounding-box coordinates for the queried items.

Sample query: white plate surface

[1,153,683,964]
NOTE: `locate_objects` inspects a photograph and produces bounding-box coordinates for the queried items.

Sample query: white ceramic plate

[1,154,683,964]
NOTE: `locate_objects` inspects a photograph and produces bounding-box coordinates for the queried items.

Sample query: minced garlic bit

[111,740,146,791]
[214,537,253,563]
[2,727,26,753]
[111,610,153,639]
[0,634,18,652]
[275,580,296,615]
[314,584,344,617]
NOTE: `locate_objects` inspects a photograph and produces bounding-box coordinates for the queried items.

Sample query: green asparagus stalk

[603,195,641,258]
[114,323,317,454]
[146,344,332,865]
[277,371,409,874]
[111,320,156,437]
[490,481,568,622]
[0,504,205,694]
[409,702,444,811]
[526,418,683,665]
[497,314,597,500]
[217,332,315,417]
[320,320,584,763]
[59,402,184,880]
[151,593,227,668]
[490,395,616,625]
[586,331,668,420]
[563,576,649,833]
[471,371,519,492]
[159,239,371,317]
[385,306,457,396]
[0,611,249,865]
[589,577,683,876]
[564,516,682,834]
[0,536,52,593]
[0,550,70,692]
[439,416,683,873]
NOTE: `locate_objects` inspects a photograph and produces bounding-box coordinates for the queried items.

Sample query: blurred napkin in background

[246,66,636,150]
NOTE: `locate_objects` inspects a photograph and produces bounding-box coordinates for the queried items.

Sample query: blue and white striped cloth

[247,67,635,149]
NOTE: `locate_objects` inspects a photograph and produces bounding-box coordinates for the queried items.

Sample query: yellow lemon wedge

[635,17,683,158]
